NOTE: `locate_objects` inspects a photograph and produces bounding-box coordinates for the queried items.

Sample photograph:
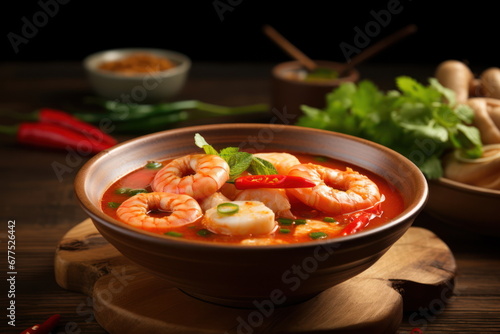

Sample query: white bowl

[83,48,191,103]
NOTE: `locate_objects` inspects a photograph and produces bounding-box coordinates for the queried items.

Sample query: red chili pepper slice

[341,203,382,236]
[234,174,316,189]
[20,314,60,334]
[1,122,114,154]
[38,108,117,146]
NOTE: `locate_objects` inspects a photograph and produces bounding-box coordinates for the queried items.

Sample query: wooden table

[1,61,499,334]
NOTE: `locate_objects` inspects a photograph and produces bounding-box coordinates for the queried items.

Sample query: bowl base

[55,219,456,333]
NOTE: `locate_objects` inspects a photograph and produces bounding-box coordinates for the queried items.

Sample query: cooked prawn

[151,154,230,200]
[199,192,231,212]
[253,152,301,175]
[234,188,295,218]
[116,192,202,233]
[287,164,381,215]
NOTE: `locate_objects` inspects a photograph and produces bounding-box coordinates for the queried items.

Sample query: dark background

[1,1,498,69]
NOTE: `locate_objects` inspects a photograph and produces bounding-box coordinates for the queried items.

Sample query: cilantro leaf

[296,76,484,179]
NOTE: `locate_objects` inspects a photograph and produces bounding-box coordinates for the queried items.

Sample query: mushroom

[479,67,500,99]
[435,60,475,104]
[466,97,500,145]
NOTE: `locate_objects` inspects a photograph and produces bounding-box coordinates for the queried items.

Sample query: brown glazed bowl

[74,123,427,308]
[426,178,500,236]
[271,60,360,122]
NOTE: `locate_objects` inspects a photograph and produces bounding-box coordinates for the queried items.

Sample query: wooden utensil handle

[342,24,418,74]
[263,24,317,71]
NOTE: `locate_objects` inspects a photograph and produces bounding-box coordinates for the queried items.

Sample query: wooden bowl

[74,123,427,307]
[271,60,359,121]
[426,178,500,236]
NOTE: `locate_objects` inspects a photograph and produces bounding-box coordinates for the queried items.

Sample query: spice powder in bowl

[97,52,177,76]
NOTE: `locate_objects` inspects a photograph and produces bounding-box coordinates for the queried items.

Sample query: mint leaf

[194,133,218,155]
[219,147,240,160]
[226,152,253,180]
[249,157,278,175]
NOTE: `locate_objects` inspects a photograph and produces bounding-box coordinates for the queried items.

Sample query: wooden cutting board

[55,219,456,334]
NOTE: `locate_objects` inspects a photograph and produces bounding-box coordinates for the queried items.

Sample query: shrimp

[287,164,381,216]
[234,188,295,219]
[151,154,230,200]
[199,192,231,212]
[116,192,203,233]
[253,152,301,175]
[202,201,277,236]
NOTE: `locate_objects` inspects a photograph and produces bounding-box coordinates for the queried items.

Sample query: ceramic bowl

[74,123,427,307]
[271,60,359,121]
[426,178,500,236]
[83,48,191,103]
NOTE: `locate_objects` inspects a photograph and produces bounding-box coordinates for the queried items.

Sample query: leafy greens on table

[296,76,483,179]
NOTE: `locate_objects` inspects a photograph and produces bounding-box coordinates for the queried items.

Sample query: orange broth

[101,153,405,244]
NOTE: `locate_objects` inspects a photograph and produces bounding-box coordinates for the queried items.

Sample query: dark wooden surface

[1,61,499,334]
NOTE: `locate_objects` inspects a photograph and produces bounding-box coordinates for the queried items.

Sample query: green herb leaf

[194,134,278,179]
[145,161,163,169]
[196,229,213,237]
[107,202,121,209]
[309,231,328,239]
[165,231,184,238]
[297,76,484,179]
[248,157,278,175]
[226,152,254,180]
[194,133,218,155]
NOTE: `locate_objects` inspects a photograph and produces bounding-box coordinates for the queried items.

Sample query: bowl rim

[432,177,500,197]
[272,60,360,86]
[75,123,428,251]
[83,47,191,80]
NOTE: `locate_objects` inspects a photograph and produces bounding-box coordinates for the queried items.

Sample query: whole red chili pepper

[37,108,116,145]
[4,108,116,145]
[233,174,316,189]
[0,122,114,154]
[20,314,60,334]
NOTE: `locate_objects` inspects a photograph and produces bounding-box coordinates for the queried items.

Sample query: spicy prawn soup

[101,151,404,244]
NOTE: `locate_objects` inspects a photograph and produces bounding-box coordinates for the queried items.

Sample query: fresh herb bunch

[194,133,278,180]
[296,76,483,179]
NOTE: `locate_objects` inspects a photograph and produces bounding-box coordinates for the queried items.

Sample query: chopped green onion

[114,187,148,196]
[217,202,239,215]
[107,202,121,209]
[279,228,291,234]
[127,188,148,196]
[323,217,337,223]
[314,156,328,162]
[278,218,294,225]
[309,232,328,239]
[197,229,212,237]
[165,231,183,238]
[294,219,307,225]
[145,161,163,169]
[114,187,129,195]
